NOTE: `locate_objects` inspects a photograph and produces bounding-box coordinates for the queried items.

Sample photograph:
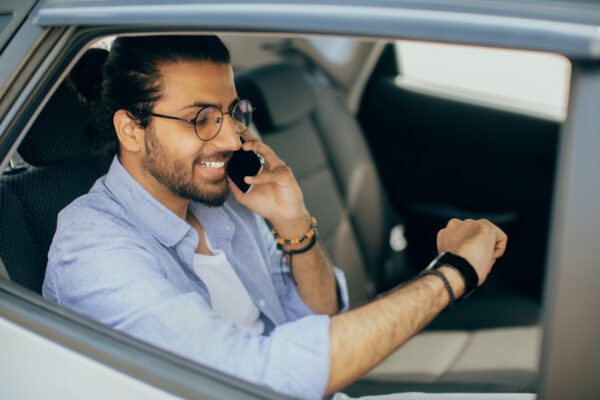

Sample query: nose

[213,113,242,151]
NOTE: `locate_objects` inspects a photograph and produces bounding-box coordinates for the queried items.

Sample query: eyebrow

[178,97,241,112]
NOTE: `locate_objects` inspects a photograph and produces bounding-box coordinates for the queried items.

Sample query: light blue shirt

[43,156,349,400]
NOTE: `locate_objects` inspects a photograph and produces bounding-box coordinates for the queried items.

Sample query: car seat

[236,63,406,307]
[0,80,113,292]
[235,62,541,394]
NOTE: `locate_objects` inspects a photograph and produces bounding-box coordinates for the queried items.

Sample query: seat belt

[0,256,10,281]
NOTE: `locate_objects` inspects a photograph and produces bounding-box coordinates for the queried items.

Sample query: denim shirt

[43,156,349,400]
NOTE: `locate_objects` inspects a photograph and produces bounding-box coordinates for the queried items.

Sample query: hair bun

[67,47,109,103]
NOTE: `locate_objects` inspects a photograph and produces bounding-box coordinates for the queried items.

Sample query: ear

[113,109,144,153]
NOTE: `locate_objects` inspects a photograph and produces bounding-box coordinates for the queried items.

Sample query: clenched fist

[437,219,508,286]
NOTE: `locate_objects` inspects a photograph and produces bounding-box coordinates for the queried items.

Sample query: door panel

[359,46,559,301]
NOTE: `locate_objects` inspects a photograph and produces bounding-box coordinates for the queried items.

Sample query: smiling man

[43,36,515,400]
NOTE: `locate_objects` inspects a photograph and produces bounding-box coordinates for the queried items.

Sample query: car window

[0,14,11,36]
[0,27,580,399]
[395,40,571,121]
[305,36,358,64]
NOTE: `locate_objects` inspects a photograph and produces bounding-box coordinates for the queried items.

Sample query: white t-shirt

[192,236,265,336]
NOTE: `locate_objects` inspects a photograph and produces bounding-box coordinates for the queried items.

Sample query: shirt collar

[104,156,191,247]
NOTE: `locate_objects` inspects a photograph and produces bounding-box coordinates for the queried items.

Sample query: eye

[194,107,218,127]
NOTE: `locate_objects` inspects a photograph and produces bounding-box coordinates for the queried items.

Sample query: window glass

[395,41,571,120]
[0,14,11,36]
[305,36,358,64]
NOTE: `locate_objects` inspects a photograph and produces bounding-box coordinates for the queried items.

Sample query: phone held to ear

[227,140,264,193]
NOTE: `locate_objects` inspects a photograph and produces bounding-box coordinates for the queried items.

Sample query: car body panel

[0,280,291,399]
[0,0,38,53]
[0,316,178,399]
[32,0,600,59]
[538,62,600,400]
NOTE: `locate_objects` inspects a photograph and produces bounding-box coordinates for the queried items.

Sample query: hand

[228,132,310,236]
[436,219,508,285]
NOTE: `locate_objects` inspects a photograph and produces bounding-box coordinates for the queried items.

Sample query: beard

[141,127,230,207]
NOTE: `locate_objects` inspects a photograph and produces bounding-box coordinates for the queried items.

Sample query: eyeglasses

[145,99,254,141]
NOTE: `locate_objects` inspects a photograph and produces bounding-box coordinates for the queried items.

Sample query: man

[43,36,509,399]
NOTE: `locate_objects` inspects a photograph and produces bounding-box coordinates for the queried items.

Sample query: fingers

[492,225,508,259]
[477,219,508,259]
[238,139,292,187]
[240,129,260,142]
[245,165,293,186]
[241,138,285,169]
[437,217,508,271]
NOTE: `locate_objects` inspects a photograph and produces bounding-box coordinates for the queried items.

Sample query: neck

[119,155,190,220]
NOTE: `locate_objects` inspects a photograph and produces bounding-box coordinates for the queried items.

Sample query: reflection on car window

[395,41,571,121]
[306,36,358,64]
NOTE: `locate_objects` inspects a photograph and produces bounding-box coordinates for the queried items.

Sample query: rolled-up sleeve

[45,218,332,400]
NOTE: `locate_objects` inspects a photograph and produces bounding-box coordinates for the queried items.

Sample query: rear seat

[235,62,540,394]
[236,63,403,307]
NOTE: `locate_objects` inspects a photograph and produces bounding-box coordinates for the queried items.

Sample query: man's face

[141,61,241,207]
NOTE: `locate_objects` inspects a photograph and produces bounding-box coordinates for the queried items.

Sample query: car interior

[0,32,561,396]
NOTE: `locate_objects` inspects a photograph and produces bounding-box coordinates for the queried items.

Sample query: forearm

[325,266,465,395]
[272,214,339,315]
[282,239,339,315]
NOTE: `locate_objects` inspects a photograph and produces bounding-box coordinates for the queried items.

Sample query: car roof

[33,0,600,59]
[34,0,600,24]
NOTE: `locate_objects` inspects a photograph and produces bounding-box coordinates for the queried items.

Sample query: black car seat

[235,62,541,394]
[0,81,113,293]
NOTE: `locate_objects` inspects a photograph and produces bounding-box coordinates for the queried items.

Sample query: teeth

[200,161,225,168]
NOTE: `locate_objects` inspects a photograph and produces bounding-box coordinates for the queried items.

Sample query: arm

[229,134,339,315]
[45,219,333,399]
[270,215,339,316]
[325,218,507,395]
[227,135,508,395]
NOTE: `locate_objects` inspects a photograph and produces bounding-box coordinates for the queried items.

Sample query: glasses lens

[194,106,223,141]
[232,100,253,134]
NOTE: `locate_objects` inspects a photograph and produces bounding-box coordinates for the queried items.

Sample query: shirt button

[258,299,266,308]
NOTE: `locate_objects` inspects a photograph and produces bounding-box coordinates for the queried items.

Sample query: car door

[0,1,599,399]
[358,43,562,303]
[0,0,38,53]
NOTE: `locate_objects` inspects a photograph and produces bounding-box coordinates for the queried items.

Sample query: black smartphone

[227,144,264,193]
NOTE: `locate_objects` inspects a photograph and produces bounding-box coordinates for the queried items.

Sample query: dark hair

[68,35,231,153]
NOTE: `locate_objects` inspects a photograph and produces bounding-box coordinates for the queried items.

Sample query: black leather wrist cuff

[427,252,479,299]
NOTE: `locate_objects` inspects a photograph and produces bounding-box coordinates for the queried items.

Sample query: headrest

[18,81,93,167]
[235,63,316,132]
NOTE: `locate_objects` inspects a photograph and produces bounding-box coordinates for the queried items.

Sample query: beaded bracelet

[418,269,455,309]
[271,217,317,246]
[273,217,318,285]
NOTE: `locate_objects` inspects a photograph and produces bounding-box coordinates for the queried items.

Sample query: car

[0,0,599,399]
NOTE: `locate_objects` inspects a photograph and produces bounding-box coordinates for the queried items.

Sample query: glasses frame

[144,99,254,142]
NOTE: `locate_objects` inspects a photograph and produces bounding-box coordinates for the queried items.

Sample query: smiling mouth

[199,161,225,168]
